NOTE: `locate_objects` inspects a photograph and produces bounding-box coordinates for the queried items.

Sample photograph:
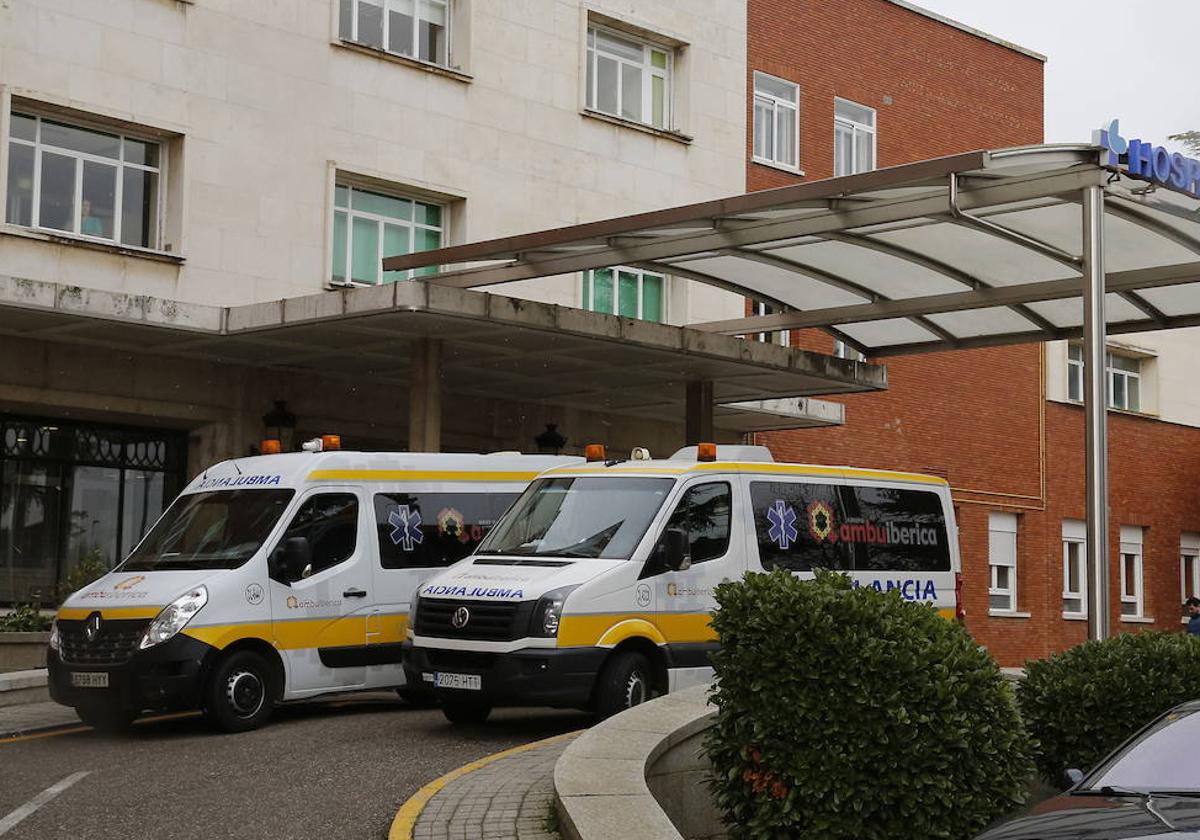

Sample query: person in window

[80,200,105,237]
[1185,597,1200,635]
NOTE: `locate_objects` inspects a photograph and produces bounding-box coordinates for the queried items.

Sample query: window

[1062,519,1086,616]
[751,481,846,572]
[753,72,799,170]
[1066,344,1143,411]
[332,183,443,285]
[1182,533,1200,604]
[273,493,359,580]
[582,267,665,322]
[651,482,731,572]
[338,0,449,66]
[988,512,1017,612]
[586,25,672,129]
[6,112,162,248]
[1120,525,1144,618]
[752,301,789,346]
[833,339,865,362]
[374,492,518,569]
[833,98,875,177]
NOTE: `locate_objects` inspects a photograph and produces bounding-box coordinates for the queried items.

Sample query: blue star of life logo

[766,500,798,550]
[388,505,423,551]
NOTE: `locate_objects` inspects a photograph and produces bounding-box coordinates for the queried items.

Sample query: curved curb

[388,729,582,840]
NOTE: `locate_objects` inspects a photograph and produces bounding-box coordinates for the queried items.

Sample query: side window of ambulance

[277,493,359,577]
[657,482,732,569]
[843,485,950,572]
[374,492,519,569]
[750,480,847,572]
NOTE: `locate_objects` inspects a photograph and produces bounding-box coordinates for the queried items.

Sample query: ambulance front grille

[58,619,149,666]
[414,598,525,641]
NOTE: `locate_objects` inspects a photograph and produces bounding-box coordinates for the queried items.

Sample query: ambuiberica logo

[771,499,940,549]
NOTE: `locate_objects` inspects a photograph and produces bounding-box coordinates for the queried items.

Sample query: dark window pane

[5,142,34,226]
[845,486,950,572]
[274,494,359,578]
[81,160,117,239]
[123,138,159,167]
[388,6,414,55]
[73,428,124,466]
[11,112,36,141]
[121,471,165,557]
[620,62,641,122]
[658,482,731,567]
[751,481,848,572]
[41,120,120,158]
[38,151,77,232]
[375,492,518,569]
[120,167,158,248]
[338,0,354,38]
[357,0,384,49]
[64,465,122,577]
[0,462,64,603]
[597,55,619,114]
[417,0,445,64]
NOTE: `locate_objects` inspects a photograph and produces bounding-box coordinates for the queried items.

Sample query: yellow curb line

[388,729,582,840]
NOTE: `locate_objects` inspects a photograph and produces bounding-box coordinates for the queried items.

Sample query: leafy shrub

[1019,631,1200,782]
[0,603,52,632]
[705,569,1032,840]
[58,548,111,602]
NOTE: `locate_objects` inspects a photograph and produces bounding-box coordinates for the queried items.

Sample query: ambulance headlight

[139,586,208,649]
[48,619,62,653]
[531,586,579,638]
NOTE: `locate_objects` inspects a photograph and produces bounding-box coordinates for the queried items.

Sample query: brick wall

[741,0,1200,666]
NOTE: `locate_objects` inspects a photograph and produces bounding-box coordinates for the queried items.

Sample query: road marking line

[0,771,91,836]
[388,729,581,840]
[0,711,202,746]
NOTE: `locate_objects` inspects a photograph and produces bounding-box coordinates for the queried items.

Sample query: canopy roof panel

[382,145,1200,356]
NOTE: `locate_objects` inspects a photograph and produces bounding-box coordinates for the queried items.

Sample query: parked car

[978,700,1200,839]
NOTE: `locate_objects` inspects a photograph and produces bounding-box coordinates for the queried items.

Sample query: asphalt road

[0,694,589,840]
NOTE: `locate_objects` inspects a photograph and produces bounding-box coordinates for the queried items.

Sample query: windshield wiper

[1074,787,1174,830]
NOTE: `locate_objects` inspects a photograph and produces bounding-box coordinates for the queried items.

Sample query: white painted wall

[1046,328,1200,428]
[0,0,746,324]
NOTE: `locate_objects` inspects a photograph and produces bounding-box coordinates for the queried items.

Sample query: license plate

[433,672,481,691]
[70,672,109,688]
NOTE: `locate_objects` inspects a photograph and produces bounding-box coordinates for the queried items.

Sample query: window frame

[1119,525,1145,619]
[581,265,667,323]
[833,339,866,362]
[271,491,361,582]
[752,71,800,172]
[753,300,789,346]
[988,512,1018,614]
[331,180,445,287]
[6,110,166,250]
[1066,343,1145,412]
[833,97,876,177]
[585,23,673,130]
[338,0,452,69]
[1062,519,1087,618]
[1182,533,1200,611]
[659,480,732,568]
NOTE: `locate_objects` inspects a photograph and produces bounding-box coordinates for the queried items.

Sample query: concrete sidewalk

[0,700,82,738]
[407,734,577,840]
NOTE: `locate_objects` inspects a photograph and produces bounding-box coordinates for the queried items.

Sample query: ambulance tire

[441,698,492,725]
[205,650,276,733]
[75,704,137,734]
[592,651,653,720]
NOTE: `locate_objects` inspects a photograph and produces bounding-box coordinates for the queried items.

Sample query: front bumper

[403,641,607,710]
[48,633,217,713]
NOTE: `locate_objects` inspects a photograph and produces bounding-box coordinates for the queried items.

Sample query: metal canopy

[0,276,880,433]
[382,145,1200,357]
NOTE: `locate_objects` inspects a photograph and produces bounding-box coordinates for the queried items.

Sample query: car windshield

[120,490,295,571]
[1083,708,1200,794]
[478,476,673,559]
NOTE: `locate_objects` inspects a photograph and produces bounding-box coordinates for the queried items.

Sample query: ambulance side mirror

[274,536,312,583]
[664,528,691,572]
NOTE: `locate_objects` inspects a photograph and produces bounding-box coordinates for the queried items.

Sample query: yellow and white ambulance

[48,444,578,731]
[404,444,962,723]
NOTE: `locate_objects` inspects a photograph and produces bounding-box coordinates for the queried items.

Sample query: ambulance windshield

[478,476,672,559]
[121,489,295,571]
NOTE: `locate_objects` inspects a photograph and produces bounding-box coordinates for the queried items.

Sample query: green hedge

[705,570,1032,840]
[1019,631,1200,781]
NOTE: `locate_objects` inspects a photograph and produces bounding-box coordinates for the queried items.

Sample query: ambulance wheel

[441,698,491,725]
[205,650,275,733]
[75,704,136,733]
[593,651,652,720]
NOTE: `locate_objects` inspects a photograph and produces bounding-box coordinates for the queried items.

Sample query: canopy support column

[1082,185,1110,642]
[685,380,714,444]
[408,338,442,453]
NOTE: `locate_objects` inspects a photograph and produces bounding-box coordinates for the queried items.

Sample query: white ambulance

[48,443,578,732]
[404,444,962,724]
